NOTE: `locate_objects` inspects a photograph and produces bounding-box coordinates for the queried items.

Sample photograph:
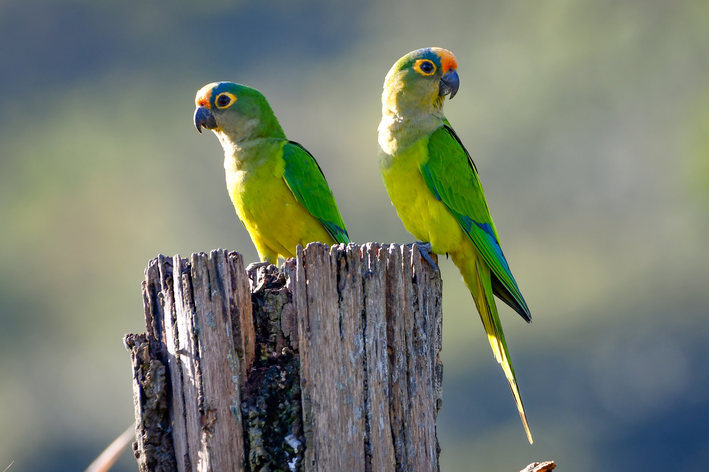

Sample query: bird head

[193,82,285,143]
[381,47,459,116]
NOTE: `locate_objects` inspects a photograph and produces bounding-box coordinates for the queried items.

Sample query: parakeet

[377,48,533,443]
[194,82,350,263]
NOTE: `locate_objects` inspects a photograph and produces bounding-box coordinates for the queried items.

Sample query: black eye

[420,61,434,73]
[217,94,231,107]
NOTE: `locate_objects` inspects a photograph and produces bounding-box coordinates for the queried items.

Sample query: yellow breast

[224,140,334,262]
[379,137,466,255]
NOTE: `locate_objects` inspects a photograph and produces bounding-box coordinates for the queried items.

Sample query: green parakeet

[378,48,533,443]
[194,82,350,263]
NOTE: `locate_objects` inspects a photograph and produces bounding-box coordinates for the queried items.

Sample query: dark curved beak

[194,106,217,134]
[439,69,460,100]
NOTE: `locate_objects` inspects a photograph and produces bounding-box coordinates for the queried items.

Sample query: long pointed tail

[453,250,533,444]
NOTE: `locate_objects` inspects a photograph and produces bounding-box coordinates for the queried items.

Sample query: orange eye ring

[414,59,436,76]
[215,92,237,109]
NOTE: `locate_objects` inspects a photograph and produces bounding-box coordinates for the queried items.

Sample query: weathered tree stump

[125,242,443,472]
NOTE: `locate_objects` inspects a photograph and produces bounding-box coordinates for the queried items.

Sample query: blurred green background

[1,0,709,470]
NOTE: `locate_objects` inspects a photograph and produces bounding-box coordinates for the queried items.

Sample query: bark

[126,242,444,471]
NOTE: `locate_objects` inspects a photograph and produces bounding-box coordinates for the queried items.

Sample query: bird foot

[246,261,270,275]
[406,241,439,271]
[246,261,272,292]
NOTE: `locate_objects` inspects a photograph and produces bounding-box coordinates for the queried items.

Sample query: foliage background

[1,1,708,470]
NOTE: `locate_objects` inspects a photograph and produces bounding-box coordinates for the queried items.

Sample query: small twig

[83,424,135,472]
[3,460,14,472]
[521,460,556,472]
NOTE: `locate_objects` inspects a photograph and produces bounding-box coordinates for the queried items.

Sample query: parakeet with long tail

[194,82,350,262]
[377,48,533,443]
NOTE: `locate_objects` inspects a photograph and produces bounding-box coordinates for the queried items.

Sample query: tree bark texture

[126,242,443,472]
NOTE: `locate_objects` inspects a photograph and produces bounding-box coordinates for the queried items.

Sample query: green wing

[282,142,350,245]
[420,125,531,321]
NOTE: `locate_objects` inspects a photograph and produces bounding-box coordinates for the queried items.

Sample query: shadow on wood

[125,242,443,472]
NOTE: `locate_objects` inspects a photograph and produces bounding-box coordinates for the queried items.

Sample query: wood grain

[129,243,447,472]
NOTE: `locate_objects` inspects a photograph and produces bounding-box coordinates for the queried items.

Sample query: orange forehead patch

[431,47,458,73]
[195,83,217,108]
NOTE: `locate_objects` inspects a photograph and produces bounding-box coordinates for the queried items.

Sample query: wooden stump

[125,242,443,472]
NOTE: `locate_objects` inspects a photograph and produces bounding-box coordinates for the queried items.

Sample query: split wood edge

[126,242,442,472]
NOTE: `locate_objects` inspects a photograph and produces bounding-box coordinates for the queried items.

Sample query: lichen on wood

[242,264,304,471]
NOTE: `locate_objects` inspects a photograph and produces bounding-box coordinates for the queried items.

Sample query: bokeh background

[2,0,709,470]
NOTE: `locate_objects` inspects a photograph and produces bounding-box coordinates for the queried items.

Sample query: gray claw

[407,241,439,271]
[246,261,270,274]
[246,261,271,292]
